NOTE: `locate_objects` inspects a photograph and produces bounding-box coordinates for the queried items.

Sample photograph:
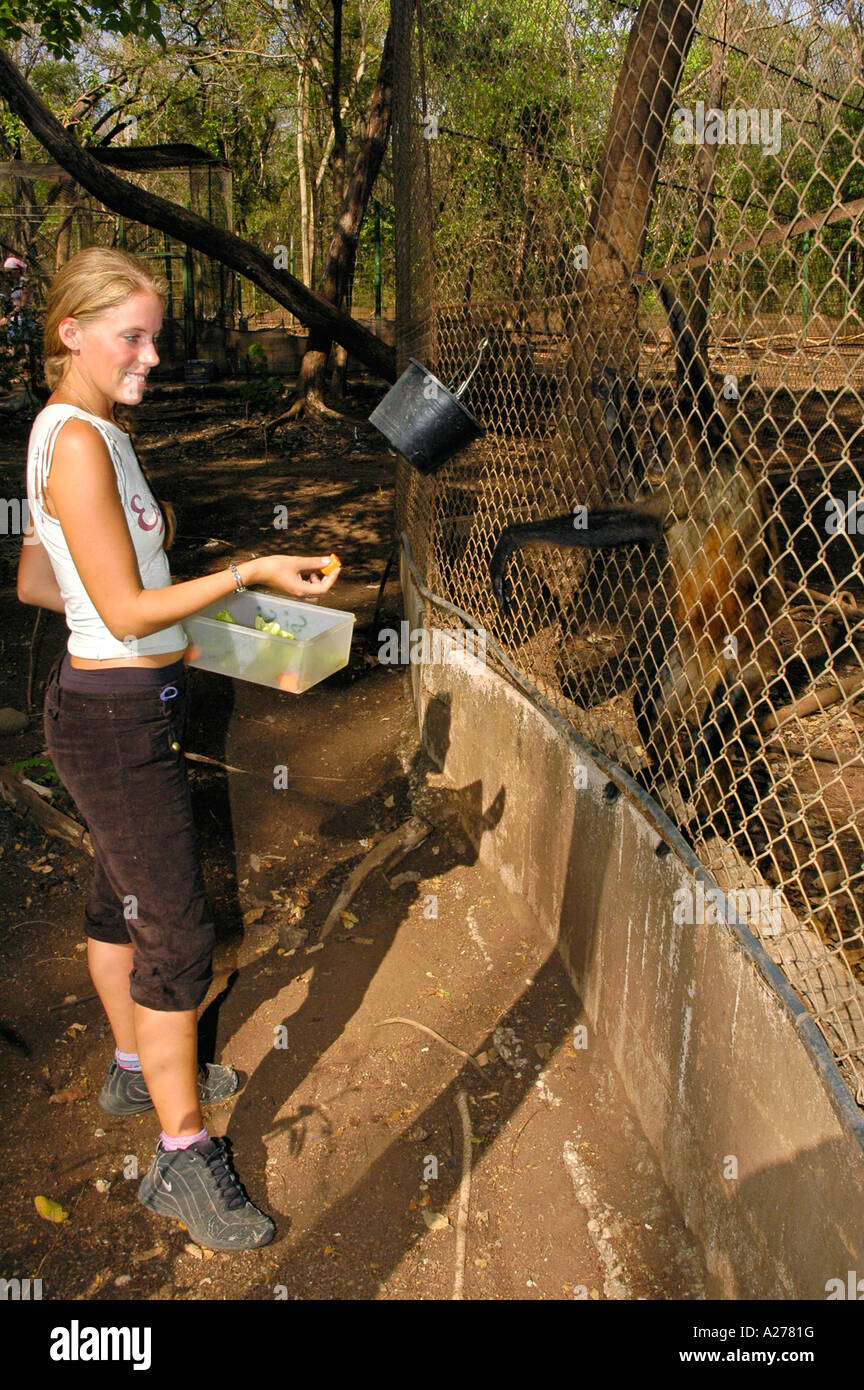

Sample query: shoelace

[201,1138,247,1210]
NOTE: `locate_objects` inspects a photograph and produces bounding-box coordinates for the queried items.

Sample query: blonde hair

[43,246,176,548]
[43,246,168,390]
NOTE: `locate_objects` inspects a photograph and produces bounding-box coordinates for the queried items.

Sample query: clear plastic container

[184,590,354,693]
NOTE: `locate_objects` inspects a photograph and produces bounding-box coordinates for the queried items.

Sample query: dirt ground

[0,379,707,1300]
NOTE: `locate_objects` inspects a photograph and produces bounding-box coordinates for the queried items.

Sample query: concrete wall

[401,553,864,1299]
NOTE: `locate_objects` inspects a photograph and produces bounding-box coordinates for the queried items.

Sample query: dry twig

[452,1091,472,1301]
[318,817,431,941]
[374,1016,487,1078]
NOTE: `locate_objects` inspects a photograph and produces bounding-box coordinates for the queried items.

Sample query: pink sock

[115,1048,142,1072]
[160,1127,209,1151]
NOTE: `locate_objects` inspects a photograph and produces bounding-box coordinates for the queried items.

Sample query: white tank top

[25,403,188,659]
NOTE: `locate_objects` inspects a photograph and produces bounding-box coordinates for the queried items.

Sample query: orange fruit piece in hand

[321,553,341,577]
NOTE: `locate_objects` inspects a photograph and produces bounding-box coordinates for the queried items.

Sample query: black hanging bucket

[368,339,488,475]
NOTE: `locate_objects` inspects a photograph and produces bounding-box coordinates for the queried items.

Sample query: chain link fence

[392,0,864,1105]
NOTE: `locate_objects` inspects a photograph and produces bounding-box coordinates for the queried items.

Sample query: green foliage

[8,0,864,342]
[9,753,61,784]
[0,0,393,322]
[0,0,166,57]
[239,341,283,413]
[419,0,626,305]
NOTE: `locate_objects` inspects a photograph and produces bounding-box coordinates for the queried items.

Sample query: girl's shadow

[215,692,505,1215]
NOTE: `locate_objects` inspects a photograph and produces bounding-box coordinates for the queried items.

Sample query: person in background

[3,253,39,396]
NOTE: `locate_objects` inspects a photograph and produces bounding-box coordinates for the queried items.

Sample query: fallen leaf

[184,1242,204,1259]
[422,1211,450,1231]
[243,907,265,926]
[66,1022,87,1035]
[339,910,358,930]
[305,942,324,954]
[34,1195,68,1223]
[115,1274,131,1287]
[132,1245,165,1263]
[94,1179,111,1194]
[352,936,374,946]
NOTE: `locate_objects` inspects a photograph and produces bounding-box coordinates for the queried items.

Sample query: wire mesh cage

[392,0,864,1104]
[0,147,236,387]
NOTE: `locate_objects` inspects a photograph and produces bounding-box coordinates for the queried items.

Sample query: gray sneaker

[137,1135,275,1251]
[99,1060,241,1116]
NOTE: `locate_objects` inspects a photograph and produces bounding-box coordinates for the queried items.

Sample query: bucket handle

[446,337,489,400]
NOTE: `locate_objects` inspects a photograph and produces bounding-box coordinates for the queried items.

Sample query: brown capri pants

[43,649,215,1011]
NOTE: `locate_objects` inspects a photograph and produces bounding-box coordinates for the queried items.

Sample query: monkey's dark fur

[489,286,811,834]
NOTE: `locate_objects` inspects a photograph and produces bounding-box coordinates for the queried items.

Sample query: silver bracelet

[229,562,246,593]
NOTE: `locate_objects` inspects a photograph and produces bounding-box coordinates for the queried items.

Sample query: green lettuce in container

[215,608,296,640]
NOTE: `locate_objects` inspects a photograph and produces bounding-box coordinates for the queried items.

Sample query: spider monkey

[489,285,809,835]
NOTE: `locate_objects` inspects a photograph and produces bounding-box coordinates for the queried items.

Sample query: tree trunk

[690,0,730,362]
[309,172,319,288]
[512,105,545,325]
[297,65,312,286]
[291,22,394,416]
[54,172,77,267]
[556,0,704,487]
[330,0,347,213]
[511,0,703,615]
[0,48,396,382]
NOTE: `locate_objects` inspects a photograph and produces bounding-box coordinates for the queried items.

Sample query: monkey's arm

[490,508,664,614]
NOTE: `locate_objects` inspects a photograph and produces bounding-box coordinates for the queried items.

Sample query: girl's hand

[259,554,342,600]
